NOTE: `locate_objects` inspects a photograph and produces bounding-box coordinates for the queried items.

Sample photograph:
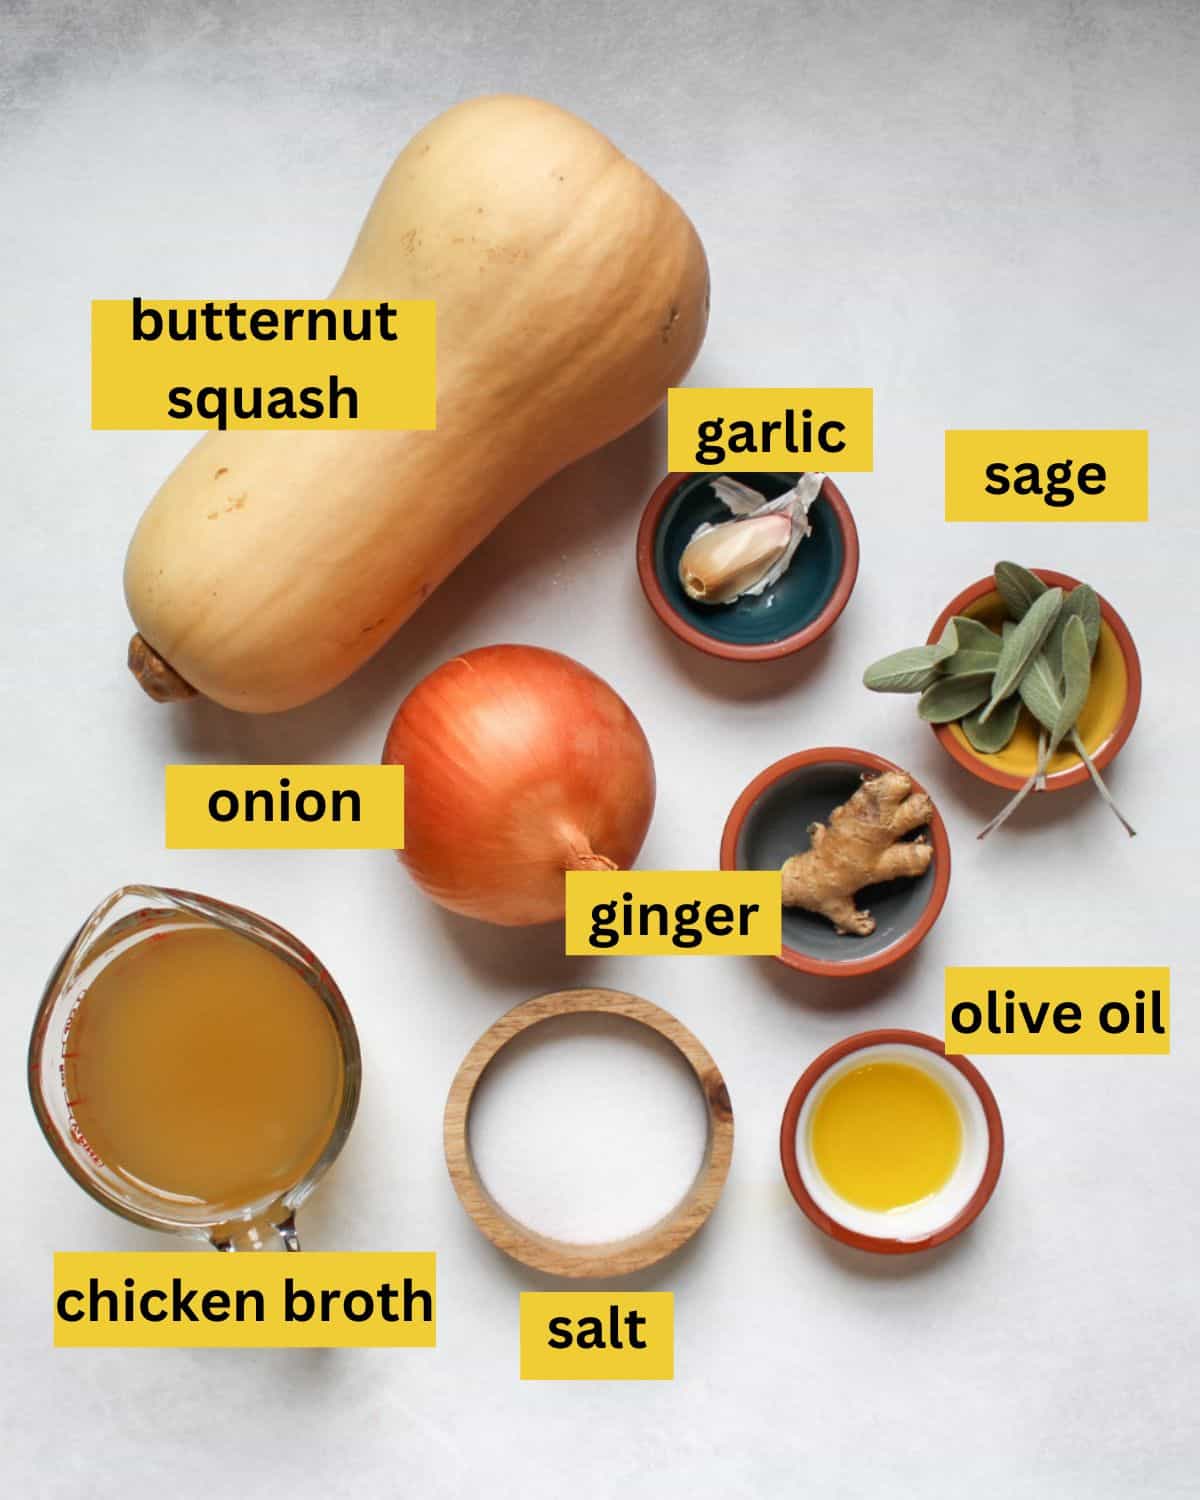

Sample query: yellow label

[945,967,1170,1054]
[944,430,1148,521]
[91,298,436,430]
[667,387,873,471]
[165,765,404,849]
[520,1293,673,1380]
[564,871,781,955]
[54,1252,436,1348]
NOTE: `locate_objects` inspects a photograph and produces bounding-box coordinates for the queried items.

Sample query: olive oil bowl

[720,748,951,979]
[927,568,1142,793]
[780,1030,1004,1255]
[636,471,859,661]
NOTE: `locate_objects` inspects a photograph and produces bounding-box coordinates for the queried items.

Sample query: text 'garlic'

[678,473,824,605]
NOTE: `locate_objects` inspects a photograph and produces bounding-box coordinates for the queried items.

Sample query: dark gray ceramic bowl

[719,748,951,977]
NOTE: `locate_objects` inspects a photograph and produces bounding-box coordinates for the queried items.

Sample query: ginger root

[781,771,933,936]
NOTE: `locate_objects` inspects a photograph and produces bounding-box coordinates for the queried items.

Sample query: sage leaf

[943,669,997,691]
[934,618,960,659]
[863,645,944,694]
[1046,583,1101,676]
[1045,614,1092,763]
[962,693,1022,753]
[1017,623,1089,787]
[950,616,1003,654]
[1019,617,1092,768]
[1018,649,1064,736]
[979,587,1063,721]
[1068,583,1101,655]
[944,648,1005,678]
[863,619,958,693]
[918,674,992,723]
[994,561,1048,621]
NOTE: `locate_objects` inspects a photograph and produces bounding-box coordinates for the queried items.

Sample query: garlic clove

[679,512,793,604]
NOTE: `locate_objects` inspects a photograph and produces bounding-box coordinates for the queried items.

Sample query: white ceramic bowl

[780,1030,1004,1254]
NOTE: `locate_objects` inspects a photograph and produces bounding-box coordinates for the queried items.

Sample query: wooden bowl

[444,988,734,1278]
[927,569,1141,792]
[780,1029,1004,1255]
[636,471,859,660]
[719,748,951,978]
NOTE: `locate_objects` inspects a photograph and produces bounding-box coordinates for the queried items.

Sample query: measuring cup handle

[212,1213,301,1251]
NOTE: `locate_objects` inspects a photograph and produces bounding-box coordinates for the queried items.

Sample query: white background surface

[2,2,1198,1496]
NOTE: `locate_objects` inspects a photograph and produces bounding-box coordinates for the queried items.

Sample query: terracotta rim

[719,747,951,978]
[780,1029,1004,1255]
[635,471,860,661]
[928,568,1142,792]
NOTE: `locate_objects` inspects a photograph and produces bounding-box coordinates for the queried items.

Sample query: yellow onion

[382,645,655,925]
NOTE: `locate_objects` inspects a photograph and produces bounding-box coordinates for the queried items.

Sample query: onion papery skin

[382,645,656,925]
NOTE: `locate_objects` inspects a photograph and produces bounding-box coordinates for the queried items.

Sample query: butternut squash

[124,95,709,712]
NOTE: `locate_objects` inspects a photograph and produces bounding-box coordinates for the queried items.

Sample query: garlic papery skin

[679,512,793,604]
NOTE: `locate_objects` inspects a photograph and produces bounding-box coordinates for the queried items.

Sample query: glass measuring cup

[29,885,361,1251]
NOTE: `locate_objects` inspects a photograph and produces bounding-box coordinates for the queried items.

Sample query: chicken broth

[64,923,345,1213]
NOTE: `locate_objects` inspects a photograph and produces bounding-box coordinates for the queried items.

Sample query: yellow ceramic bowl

[927,570,1141,792]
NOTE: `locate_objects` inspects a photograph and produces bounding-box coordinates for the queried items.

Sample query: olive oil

[810,1061,961,1212]
[64,924,345,1213]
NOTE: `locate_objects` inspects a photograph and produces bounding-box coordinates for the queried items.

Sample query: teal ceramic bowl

[636,471,859,660]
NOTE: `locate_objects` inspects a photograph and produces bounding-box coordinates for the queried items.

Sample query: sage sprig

[1019,639,1071,738]
[1051,616,1092,755]
[950,616,1005,655]
[981,614,1095,833]
[994,560,1047,620]
[979,587,1063,721]
[942,648,1002,678]
[962,694,1022,754]
[1046,583,1100,676]
[917,674,992,723]
[862,620,959,693]
[862,560,1136,838]
[1017,616,1092,777]
[864,604,1018,747]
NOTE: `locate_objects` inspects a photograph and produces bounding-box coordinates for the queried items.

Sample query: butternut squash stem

[127,633,198,703]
